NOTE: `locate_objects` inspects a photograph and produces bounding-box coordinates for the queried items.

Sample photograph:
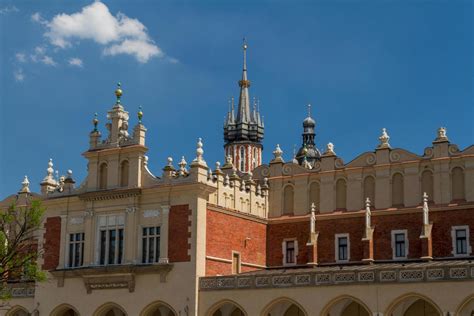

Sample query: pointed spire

[237,38,251,123]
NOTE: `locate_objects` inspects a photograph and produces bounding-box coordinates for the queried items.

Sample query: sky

[0,0,472,197]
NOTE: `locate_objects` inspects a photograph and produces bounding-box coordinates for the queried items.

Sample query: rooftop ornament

[19,175,30,194]
[92,113,98,132]
[323,142,336,156]
[115,82,122,104]
[378,128,391,149]
[272,144,284,162]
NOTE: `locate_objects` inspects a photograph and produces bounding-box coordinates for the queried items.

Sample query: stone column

[159,205,170,263]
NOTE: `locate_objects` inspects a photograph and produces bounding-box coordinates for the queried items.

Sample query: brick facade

[266,207,474,266]
[168,204,191,262]
[206,208,266,275]
[42,216,61,270]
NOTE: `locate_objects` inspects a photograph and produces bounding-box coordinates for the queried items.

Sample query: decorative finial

[324,142,336,156]
[138,106,143,123]
[178,156,187,176]
[19,175,30,193]
[167,157,173,167]
[115,82,122,104]
[435,127,448,142]
[92,113,98,132]
[215,161,221,170]
[242,37,248,50]
[192,137,207,167]
[307,104,312,117]
[47,158,54,178]
[378,128,391,149]
[365,197,372,232]
[273,144,283,159]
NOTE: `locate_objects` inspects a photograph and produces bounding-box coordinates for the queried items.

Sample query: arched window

[336,178,347,210]
[421,170,434,202]
[309,182,320,211]
[363,176,375,206]
[392,173,404,207]
[239,146,245,172]
[99,163,108,190]
[452,167,465,201]
[120,160,129,187]
[283,185,294,214]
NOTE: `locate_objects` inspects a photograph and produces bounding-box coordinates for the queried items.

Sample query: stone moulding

[199,261,474,291]
[5,282,35,297]
[78,188,141,201]
[50,263,173,291]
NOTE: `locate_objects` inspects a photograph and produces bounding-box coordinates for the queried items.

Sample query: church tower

[223,40,264,173]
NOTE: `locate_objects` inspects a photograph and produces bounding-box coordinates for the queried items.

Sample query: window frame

[282,238,298,266]
[391,229,408,260]
[141,226,161,264]
[67,232,85,268]
[335,233,350,262]
[232,251,241,274]
[451,225,471,257]
[96,214,125,266]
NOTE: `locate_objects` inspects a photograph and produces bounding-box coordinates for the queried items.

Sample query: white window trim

[451,225,472,257]
[335,233,350,262]
[391,229,409,260]
[232,251,241,274]
[282,238,298,266]
[95,214,125,265]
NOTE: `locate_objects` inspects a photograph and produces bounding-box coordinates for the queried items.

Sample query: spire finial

[115,82,122,104]
[93,112,98,132]
[242,37,248,71]
[19,175,30,193]
[307,104,312,117]
[138,106,143,123]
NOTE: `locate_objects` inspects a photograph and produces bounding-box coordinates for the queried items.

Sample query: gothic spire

[236,38,251,123]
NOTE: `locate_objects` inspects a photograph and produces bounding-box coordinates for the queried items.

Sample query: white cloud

[15,53,27,63]
[39,1,162,63]
[31,12,46,24]
[103,39,161,63]
[68,57,83,67]
[0,5,19,15]
[41,55,57,66]
[14,69,25,82]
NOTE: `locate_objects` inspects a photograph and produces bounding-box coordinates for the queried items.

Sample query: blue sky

[0,0,472,197]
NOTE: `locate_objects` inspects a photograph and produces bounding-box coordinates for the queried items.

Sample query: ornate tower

[223,40,264,173]
[296,104,321,166]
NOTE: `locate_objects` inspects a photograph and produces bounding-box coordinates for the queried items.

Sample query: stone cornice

[78,188,141,201]
[207,204,267,224]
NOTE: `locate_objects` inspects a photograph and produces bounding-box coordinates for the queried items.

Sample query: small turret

[296,104,321,166]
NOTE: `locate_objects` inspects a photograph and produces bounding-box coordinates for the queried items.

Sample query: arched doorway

[387,294,441,316]
[93,303,127,316]
[140,301,177,316]
[50,304,80,316]
[208,301,246,316]
[456,295,474,316]
[6,306,29,316]
[322,296,370,316]
[262,298,306,316]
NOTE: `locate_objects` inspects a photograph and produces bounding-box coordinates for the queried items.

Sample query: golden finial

[115,82,122,104]
[138,106,143,123]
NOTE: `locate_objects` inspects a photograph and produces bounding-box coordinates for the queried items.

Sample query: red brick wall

[266,207,474,266]
[42,216,61,270]
[267,220,310,266]
[169,205,191,262]
[206,208,266,276]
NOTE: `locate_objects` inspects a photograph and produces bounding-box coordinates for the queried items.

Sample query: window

[391,173,404,207]
[98,215,124,265]
[99,163,108,189]
[282,239,298,265]
[68,232,84,268]
[142,226,161,264]
[451,226,471,257]
[239,146,245,172]
[283,185,294,215]
[335,234,349,262]
[391,230,408,259]
[120,160,129,187]
[232,252,241,274]
[336,179,347,210]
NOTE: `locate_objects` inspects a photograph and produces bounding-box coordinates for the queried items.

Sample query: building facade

[1,44,474,316]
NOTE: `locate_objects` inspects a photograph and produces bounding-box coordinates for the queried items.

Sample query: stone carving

[365,153,376,165]
[324,142,336,156]
[435,127,448,142]
[334,158,344,169]
[365,197,371,232]
[271,144,284,163]
[427,269,444,280]
[237,277,252,288]
[358,272,375,282]
[84,209,94,218]
[378,128,391,149]
[295,275,311,285]
[143,210,160,218]
[69,216,84,225]
[400,270,423,281]
[191,137,207,167]
[423,192,429,226]
[178,156,188,176]
[272,275,293,286]
[450,267,467,279]
[316,274,331,284]
[389,151,401,162]
[380,271,396,282]
[423,147,434,158]
[256,276,270,287]
[310,203,316,235]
